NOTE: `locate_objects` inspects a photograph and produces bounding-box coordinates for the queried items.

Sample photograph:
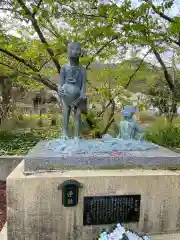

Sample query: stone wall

[0,156,22,181]
[7,161,180,240]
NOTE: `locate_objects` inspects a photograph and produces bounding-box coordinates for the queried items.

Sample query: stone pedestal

[24,141,180,174]
[7,160,180,240]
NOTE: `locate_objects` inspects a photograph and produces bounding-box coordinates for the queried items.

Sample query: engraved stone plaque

[83,195,141,225]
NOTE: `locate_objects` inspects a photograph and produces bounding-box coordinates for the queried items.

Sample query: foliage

[0,127,61,155]
[88,59,161,91]
[0,0,179,91]
[137,111,157,122]
[61,0,180,100]
[145,118,180,148]
[148,80,174,115]
[0,0,180,136]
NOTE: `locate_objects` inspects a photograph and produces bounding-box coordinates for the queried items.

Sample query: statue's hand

[58,87,66,96]
[138,133,144,141]
[71,98,79,107]
[80,93,85,99]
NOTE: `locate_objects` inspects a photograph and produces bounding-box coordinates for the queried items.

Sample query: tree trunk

[0,77,12,125]
[168,99,177,123]
[100,99,115,136]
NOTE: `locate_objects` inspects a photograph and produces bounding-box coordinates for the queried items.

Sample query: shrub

[0,130,40,155]
[137,111,157,123]
[0,127,61,155]
[145,119,180,148]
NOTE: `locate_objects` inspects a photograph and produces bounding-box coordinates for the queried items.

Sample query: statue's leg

[62,103,71,139]
[74,106,81,139]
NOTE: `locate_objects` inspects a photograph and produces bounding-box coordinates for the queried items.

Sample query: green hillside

[87,58,162,93]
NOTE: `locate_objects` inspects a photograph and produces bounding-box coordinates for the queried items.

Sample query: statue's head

[122,105,136,119]
[68,42,81,58]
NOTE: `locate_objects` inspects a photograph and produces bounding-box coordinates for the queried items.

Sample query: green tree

[61,0,180,101]
[0,0,179,134]
[0,0,129,135]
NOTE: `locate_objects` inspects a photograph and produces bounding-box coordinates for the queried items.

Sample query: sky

[131,0,180,15]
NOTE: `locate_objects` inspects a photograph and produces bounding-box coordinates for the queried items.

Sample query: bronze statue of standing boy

[58,42,87,139]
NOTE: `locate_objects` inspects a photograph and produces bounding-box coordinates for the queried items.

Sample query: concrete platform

[0,156,22,181]
[153,233,180,239]
[24,141,180,174]
[1,222,180,240]
[7,161,180,240]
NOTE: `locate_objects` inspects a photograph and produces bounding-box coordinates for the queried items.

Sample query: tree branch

[0,62,13,69]
[39,51,65,71]
[143,0,174,23]
[37,0,43,9]
[39,59,52,71]
[16,0,61,73]
[101,99,115,135]
[0,8,14,11]
[0,47,38,71]
[86,35,119,69]
[32,0,43,16]
[0,62,30,76]
[125,49,151,89]
[152,47,177,99]
[0,61,57,91]
[40,22,59,38]
[168,37,180,47]
[64,4,107,18]
[46,18,60,38]
[33,75,57,91]
[97,93,118,117]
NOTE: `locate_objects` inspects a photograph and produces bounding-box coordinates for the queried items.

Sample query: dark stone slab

[24,141,180,174]
[83,195,141,225]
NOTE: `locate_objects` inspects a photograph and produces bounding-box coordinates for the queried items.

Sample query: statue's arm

[117,123,121,138]
[80,67,87,97]
[135,122,144,140]
[60,66,66,87]
[135,122,143,133]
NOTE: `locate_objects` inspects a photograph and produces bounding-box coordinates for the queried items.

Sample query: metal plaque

[83,195,141,225]
[58,179,83,207]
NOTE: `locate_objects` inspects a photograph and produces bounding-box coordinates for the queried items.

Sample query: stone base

[1,223,180,240]
[7,160,180,240]
[24,141,180,173]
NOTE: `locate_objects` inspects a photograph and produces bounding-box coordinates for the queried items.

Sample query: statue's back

[120,120,136,140]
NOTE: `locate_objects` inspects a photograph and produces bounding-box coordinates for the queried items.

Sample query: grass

[0,127,61,155]
[170,148,180,154]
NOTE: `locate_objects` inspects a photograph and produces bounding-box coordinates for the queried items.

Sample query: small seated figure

[117,105,144,141]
